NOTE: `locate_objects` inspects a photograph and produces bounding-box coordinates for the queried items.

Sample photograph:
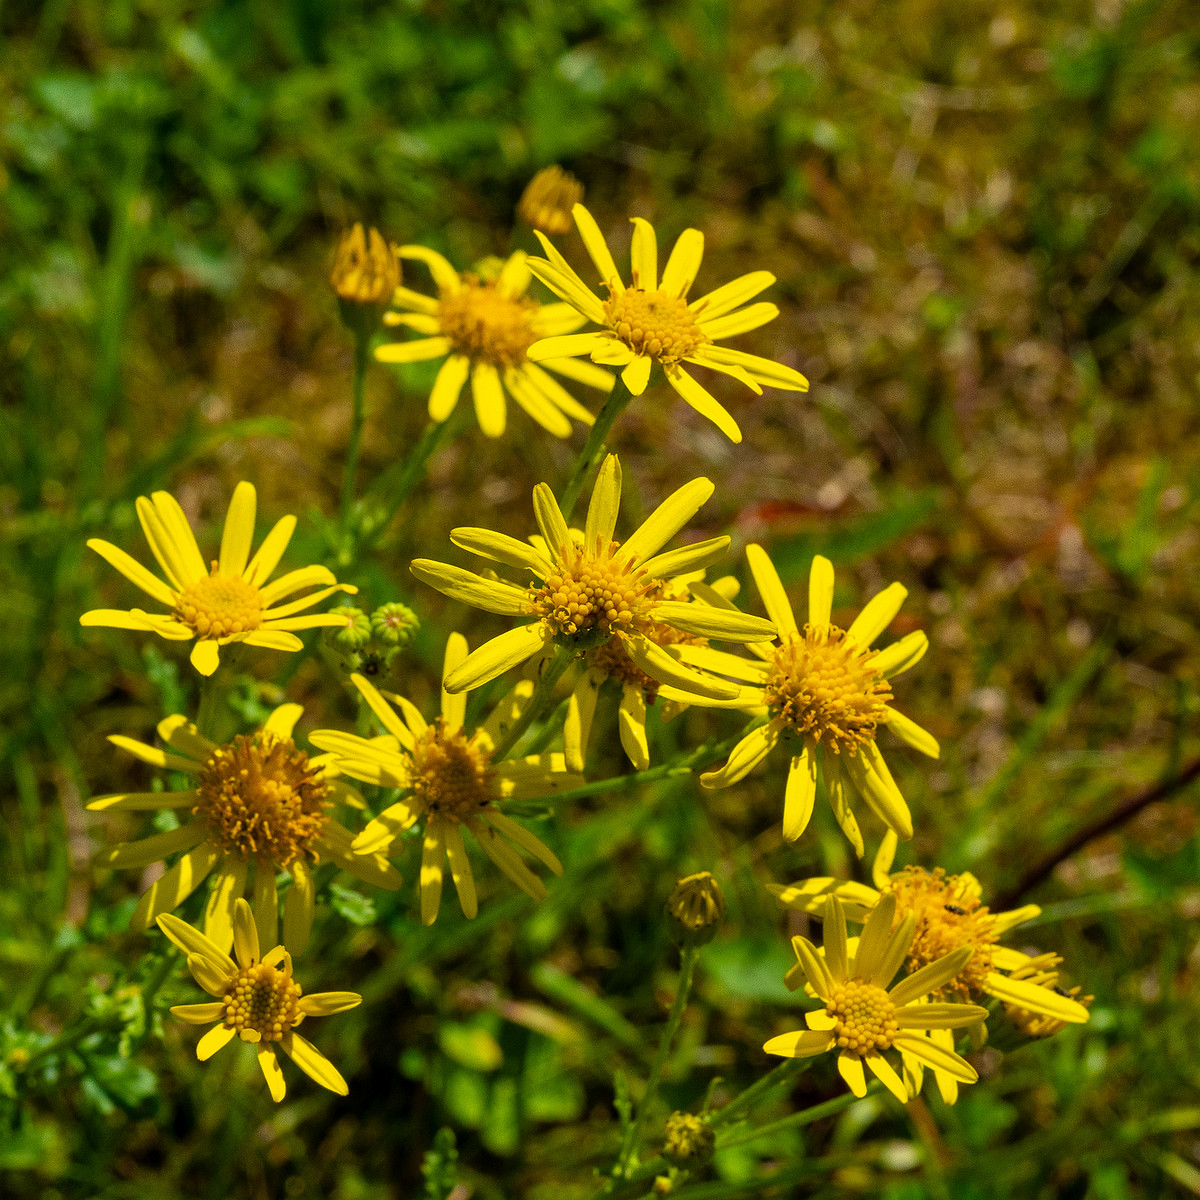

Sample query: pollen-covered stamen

[530,541,655,639]
[764,624,892,756]
[827,979,899,1055]
[882,867,998,1001]
[437,279,539,367]
[195,733,331,868]
[408,721,498,822]
[603,288,708,364]
[175,561,264,639]
[221,961,303,1042]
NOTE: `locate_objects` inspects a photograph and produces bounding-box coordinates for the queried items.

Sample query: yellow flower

[666,871,725,942]
[1002,953,1094,1040]
[764,894,986,1104]
[769,831,1091,1102]
[374,247,612,438]
[158,899,360,1102]
[517,165,584,236]
[409,454,775,696]
[564,572,745,772]
[309,635,582,925]
[81,482,356,676]
[329,223,401,306]
[524,204,809,443]
[692,549,937,852]
[89,704,401,955]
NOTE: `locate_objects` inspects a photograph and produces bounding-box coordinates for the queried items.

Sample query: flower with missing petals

[89,705,400,954]
[525,204,809,443]
[692,549,937,852]
[159,899,360,1102]
[82,482,356,676]
[764,894,986,1104]
[517,166,584,236]
[310,634,582,924]
[330,223,401,306]
[375,247,612,438]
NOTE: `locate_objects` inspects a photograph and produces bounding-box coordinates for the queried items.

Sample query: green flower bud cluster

[322,602,419,685]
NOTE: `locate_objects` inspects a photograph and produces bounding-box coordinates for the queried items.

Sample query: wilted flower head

[667,872,725,943]
[330,223,401,306]
[518,166,584,236]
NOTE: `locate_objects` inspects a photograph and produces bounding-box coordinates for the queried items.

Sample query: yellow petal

[444,624,551,693]
[699,721,780,788]
[231,894,259,967]
[374,336,453,364]
[197,1024,235,1062]
[284,858,315,955]
[218,482,257,578]
[471,360,507,438]
[873,630,929,679]
[621,355,652,395]
[847,582,907,648]
[526,252,607,325]
[621,476,714,564]
[663,365,741,443]
[837,1051,867,1097]
[649,600,774,643]
[243,515,296,587]
[584,454,623,553]
[132,842,222,929]
[170,1002,225,1025]
[154,911,236,978]
[783,749,817,842]
[252,867,279,953]
[98,823,208,870]
[190,639,220,676]
[623,633,738,700]
[203,857,248,955]
[660,227,704,298]
[864,1052,909,1103]
[697,344,808,390]
[536,354,613,394]
[441,633,469,732]
[526,332,614,362]
[429,354,471,422]
[697,301,778,339]
[149,491,207,583]
[482,809,563,875]
[888,947,975,1008]
[258,1042,287,1101]
[451,526,554,577]
[280,1031,348,1096]
[571,202,624,293]
[762,1029,834,1058]
[808,554,834,628]
[564,672,601,774]
[792,934,834,1000]
[893,1034,978,1083]
[848,891,896,982]
[689,270,774,319]
[983,972,1091,1022]
[617,684,650,770]
[443,821,478,919]
[86,538,176,607]
[420,821,446,925]
[532,482,571,559]
[398,245,461,293]
[298,992,362,1017]
[895,1003,990,1030]
[497,250,531,297]
[885,708,940,758]
[639,536,729,579]
[409,559,529,615]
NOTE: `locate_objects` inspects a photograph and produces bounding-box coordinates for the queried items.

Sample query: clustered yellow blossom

[376,247,612,438]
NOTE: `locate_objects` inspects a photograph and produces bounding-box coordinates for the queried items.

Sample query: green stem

[614,942,701,1180]
[492,645,575,761]
[707,1056,810,1128]
[714,1086,873,1151]
[340,326,372,532]
[558,376,633,524]
[195,670,223,741]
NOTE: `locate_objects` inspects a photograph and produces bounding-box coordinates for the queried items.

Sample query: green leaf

[328,883,377,926]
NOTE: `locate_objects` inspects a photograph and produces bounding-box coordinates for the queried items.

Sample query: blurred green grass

[3,0,1200,1196]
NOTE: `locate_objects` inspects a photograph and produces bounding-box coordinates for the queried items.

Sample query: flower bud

[517,166,583,236]
[371,602,419,649]
[324,606,373,651]
[666,872,724,945]
[662,1112,714,1167]
[330,223,401,306]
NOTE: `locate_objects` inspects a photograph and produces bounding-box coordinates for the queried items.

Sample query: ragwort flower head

[765,894,987,1104]
[310,634,582,925]
[564,572,743,773]
[409,454,775,698]
[330,222,401,307]
[525,204,809,443]
[82,482,356,676]
[769,831,1091,1102]
[375,247,613,439]
[517,165,584,236]
[695,549,938,852]
[1001,953,1094,1040]
[159,899,360,1102]
[90,704,400,955]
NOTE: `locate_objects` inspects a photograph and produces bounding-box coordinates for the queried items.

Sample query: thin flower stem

[492,645,575,761]
[558,376,633,524]
[706,1056,811,1128]
[339,327,372,532]
[713,1085,874,1151]
[614,942,701,1181]
[195,670,222,741]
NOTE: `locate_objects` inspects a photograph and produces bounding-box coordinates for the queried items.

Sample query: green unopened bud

[371,602,419,649]
[325,606,372,651]
[662,1112,714,1167]
[666,872,724,946]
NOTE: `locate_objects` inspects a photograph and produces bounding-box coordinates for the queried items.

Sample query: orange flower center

[175,563,263,639]
[221,962,302,1042]
[764,624,892,755]
[409,722,498,822]
[438,280,539,367]
[195,733,331,867]
[827,979,899,1055]
[603,288,707,364]
[882,867,998,1001]
[530,541,655,640]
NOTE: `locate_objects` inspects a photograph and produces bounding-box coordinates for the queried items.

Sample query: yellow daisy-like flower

[409,454,775,696]
[1001,953,1094,1040]
[89,704,401,955]
[524,203,809,444]
[158,899,360,1102]
[517,165,584,236]
[563,573,746,773]
[769,830,1091,1102]
[81,482,356,676]
[374,247,613,438]
[692,549,937,852]
[765,894,986,1104]
[309,635,582,925]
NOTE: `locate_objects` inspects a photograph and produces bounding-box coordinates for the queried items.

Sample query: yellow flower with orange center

[159,899,360,1102]
[310,634,582,925]
[764,895,986,1104]
[524,204,809,443]
[89,704,400,954]
[688,549,938,852]
[81,482,355,676]
[410,454,775,699]
[374,247,613,438]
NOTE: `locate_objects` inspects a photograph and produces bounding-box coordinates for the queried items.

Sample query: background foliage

[3,0,1200,1196]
